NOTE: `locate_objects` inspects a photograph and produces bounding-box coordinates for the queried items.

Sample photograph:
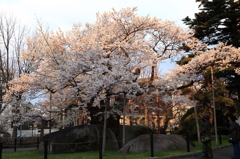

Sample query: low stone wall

[0,137,39,148]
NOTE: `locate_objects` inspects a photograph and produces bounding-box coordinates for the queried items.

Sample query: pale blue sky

[1,0,201,104]
[2,0,200,73]
[2,0,199,30]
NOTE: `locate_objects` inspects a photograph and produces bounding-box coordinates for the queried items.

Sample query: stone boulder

[39,124,118,154]
[117,134,196,154]
[116,125,153,148]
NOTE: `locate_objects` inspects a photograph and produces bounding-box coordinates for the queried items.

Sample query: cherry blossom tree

[3,7,192,154]
[164,38,240,144]
[0,11,30,137]
[5,7,189,124]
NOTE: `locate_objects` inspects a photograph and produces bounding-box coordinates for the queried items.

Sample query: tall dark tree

[183,0,240,47]
[182,0,240,111]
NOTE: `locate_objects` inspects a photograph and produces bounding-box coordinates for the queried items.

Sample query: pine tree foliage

[181,0,240,119]
[183,0,240,47]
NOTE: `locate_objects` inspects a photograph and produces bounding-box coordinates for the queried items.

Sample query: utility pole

[49,92,52,134]
[122,92,126,159]
[192,86,201,145]
[211,66,218,145]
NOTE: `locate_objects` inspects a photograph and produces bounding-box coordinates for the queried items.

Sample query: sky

[2,0,200,72]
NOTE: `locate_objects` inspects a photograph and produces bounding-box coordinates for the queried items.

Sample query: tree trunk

[102,96,109,156]
[236,74,240,101]
[194,105,201,145]
[79,108,85,125]
[89,106,104,125]
[12,126,17,138]
[192,87,201,145]
[40,120,45,138]
[163,112,170,133]
[0,86,2,111]
[49,92,52,134]
[129,116,133,126]
[211,67,218,145]
[150,66,155,82]
[144,108,149,126]
[122,93,126,159]
[157,110,161,134]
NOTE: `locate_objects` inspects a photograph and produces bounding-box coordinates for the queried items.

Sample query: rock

[116,125,153,148]
[117,134,196,154]
[39,124,118,154]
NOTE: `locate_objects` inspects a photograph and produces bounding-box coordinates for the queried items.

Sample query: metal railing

[0,132,221,159]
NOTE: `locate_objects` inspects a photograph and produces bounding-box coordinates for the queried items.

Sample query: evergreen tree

[182,0,240,113]
[183,0,240,47]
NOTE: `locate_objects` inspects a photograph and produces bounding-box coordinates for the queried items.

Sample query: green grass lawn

[2,136,230,159]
